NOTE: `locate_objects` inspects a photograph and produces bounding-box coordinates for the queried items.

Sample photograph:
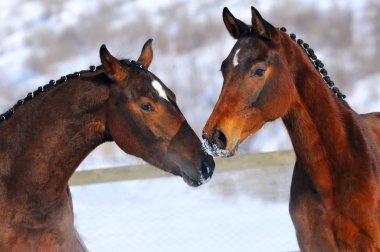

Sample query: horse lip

[181,171,207,187]
[201,138,238,157]
[227,141,240,156]
[162,162,208,187]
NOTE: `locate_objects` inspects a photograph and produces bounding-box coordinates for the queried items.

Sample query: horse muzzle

[181,155,215,187]
[201,130,238,157]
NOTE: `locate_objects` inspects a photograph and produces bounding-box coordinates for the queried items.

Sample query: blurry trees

[361,1,380,76]
[2,0,380,159]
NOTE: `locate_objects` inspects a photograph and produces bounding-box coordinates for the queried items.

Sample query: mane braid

[0,59,146,124]
[278,27,346,100]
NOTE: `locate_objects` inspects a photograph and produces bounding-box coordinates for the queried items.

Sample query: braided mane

[279,27,346,100]
[0,59,146,124]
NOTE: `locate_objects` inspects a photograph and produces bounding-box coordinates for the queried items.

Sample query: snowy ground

[71,166,299,252]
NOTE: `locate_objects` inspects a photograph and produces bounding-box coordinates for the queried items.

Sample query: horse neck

[0,72,110,205]
[282,43,377,206]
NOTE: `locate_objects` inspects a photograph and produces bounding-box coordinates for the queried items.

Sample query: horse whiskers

[201,138,234,157]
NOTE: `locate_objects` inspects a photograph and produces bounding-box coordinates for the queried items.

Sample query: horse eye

[140,103,154,112]
[252,68,266,77]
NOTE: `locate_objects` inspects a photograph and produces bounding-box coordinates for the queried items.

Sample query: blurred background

[1,0,380,251]
[3,0,380,168]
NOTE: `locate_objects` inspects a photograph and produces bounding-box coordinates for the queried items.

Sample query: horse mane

[0,59,147,124]
[278,27,346,100]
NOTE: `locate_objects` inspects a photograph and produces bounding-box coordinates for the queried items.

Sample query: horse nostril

[211,129,227,150]
[201,156,215,181]
[201,131,207,141]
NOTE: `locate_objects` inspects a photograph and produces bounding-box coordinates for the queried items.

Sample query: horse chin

[182,175,203,187]
[159,163,209,187]
[181,173,207,187]
[226,142,239,157]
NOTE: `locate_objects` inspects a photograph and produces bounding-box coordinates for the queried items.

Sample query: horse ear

[251,6,276,40]
[99,44,127,82]
[223,7,249,39]
[137,39,153,69]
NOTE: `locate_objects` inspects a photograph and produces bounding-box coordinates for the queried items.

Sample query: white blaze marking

[152,80,168,101]
[233,48,240,67]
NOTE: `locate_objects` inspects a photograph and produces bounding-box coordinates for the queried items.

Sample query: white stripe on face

[233,48,240,67]
[152,80,168,101]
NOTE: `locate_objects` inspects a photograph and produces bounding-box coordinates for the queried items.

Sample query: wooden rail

[69,150,296,186]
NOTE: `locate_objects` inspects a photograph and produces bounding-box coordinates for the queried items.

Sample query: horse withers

[203,6,380,251]
[0,39,214,251]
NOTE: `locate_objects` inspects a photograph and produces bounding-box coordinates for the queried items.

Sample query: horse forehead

[151,80,168,101]
[233,48,240,67]
[126,69,171,101]
[235,36,271,58]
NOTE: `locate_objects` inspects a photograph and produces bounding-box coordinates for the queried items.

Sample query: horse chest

[289,187,335,251]
[0,193,81,251]
[289,175,380,251]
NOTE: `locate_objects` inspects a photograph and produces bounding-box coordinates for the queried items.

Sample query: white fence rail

[69,150,296,186]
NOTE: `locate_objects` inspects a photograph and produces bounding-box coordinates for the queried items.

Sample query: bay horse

[0,39,214,251]
[203,6,380,251]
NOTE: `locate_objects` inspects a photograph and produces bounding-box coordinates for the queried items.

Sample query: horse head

[203,7,296,157]
[101,40,214,186]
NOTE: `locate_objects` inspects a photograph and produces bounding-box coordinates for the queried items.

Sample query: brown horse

[203,6,380,251]
[0,39,214,251]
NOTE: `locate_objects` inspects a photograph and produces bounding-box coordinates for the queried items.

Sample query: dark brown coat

[0,40,214,251]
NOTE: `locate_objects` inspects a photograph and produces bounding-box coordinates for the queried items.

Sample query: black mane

[278,27,346,100]
[0,59,147,124]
